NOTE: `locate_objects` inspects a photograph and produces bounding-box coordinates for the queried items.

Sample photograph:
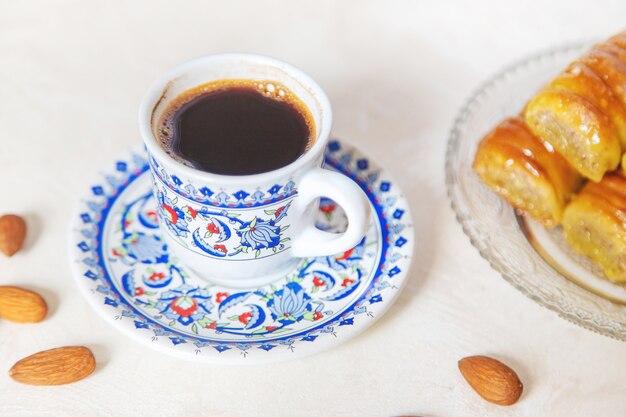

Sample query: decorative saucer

[69,139,414,364]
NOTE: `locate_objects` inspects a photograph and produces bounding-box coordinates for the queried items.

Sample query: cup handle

[290,168,371,257]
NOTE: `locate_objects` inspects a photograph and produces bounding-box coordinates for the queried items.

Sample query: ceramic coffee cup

[139,54,371,288]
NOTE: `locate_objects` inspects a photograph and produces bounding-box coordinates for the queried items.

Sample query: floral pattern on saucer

[70,139,413,363]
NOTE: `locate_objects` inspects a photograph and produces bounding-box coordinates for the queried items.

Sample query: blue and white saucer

[69,139,413,364]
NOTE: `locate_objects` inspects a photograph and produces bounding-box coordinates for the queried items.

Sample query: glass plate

[445,43,626,341]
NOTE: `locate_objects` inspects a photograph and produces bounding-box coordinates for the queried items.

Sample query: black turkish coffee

[157,80,315,176]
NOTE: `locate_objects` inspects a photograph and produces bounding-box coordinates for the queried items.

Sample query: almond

[0,286,47,323]
[458,355,523,406]
[9,346,96,386]
[0,214,27,257]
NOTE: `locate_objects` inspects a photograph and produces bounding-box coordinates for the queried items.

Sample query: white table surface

[1,1,626,416]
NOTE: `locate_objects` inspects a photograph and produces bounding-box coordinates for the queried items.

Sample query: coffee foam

[155,79,316,168]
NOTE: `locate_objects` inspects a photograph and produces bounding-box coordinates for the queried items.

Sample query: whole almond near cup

[458,355,523,406]
[9,346,96,386]
[0,214,27,257]
[0,286,47,323]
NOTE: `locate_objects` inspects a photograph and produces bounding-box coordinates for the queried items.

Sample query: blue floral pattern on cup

[150,149,297,260]
[238,217,282,250]
[155,183,293,259]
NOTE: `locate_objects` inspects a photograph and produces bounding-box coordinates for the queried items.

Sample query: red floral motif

[320,203,337,214]
[313,311,323,321]
[112,248,122,257]
[238,311,253,325]
[341,278,356,287]
[207,222,220,234]
[148,272,165,282]
[170,297,198,317]
[215,292,229,303]
[187,207,197,219]
[336,248,354,261]
[274,206,286,218]
[206,321,217,329]
[124,220,132,228]
[214,244,227,254]
[312,276,326,287]
[162,204,178,223]
[265,326,277,332]
[146,210,158,222]
[134,287,145,296]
